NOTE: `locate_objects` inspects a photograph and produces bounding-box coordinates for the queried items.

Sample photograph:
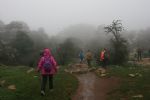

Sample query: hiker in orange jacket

[100,48,109,69]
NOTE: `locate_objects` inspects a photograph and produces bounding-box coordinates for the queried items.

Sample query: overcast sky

[0,0,150,35]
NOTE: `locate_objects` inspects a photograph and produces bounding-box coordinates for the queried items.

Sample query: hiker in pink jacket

[37,48,57,96]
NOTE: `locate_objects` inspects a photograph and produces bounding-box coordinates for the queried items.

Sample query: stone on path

[27,68,34,74]
[8,85,16,90]
[132,94,143,98]
[66,63,90,73]
[33,75,38,78]
[128,73,142,78]
[0,80,6,86]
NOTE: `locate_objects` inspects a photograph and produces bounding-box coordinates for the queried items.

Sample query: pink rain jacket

[37,48,57,75]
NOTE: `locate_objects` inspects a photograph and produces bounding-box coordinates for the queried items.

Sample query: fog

[1,0,150,65]
[0,0,150,35]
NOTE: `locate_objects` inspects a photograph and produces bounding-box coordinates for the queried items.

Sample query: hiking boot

[41,91,45,96]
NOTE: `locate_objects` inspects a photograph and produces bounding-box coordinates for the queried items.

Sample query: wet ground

[72,72,119,100]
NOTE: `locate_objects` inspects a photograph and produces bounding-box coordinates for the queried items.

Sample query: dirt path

[136,58,150,66]
[72,72,119,100]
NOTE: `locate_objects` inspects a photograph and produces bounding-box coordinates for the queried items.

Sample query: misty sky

[0,0,150,35]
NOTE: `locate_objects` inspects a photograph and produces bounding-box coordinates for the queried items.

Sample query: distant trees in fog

[0,20,150,66]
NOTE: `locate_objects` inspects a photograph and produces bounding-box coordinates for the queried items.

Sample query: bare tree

[105,20,123,42]
[105,20,128,64]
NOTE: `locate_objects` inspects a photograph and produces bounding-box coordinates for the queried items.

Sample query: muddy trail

[72,72,119,100]
[136,58,150,66]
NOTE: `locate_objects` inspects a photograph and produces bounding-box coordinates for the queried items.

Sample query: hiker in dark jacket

[137,48,142,61]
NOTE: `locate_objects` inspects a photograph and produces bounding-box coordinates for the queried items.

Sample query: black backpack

[104,52,109,59]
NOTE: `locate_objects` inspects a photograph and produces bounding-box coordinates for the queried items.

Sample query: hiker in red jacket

[37,48,58,96]
[100,48,109,69]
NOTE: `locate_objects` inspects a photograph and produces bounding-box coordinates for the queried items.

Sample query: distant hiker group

[78,48,110,69]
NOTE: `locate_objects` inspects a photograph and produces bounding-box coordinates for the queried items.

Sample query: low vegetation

[107,64,150,100]
[0,65,78,100]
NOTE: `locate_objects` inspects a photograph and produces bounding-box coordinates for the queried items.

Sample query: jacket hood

[43,48,51,57]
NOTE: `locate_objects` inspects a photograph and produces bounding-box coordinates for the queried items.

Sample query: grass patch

[107,64,150,100]
[0,65,78,100]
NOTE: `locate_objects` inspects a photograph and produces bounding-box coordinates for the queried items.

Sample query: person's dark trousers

[102,59,107,69]
[87,59,91,67]
[41,75,53,92]
[80,57,84,63]
[137,53,142,61]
